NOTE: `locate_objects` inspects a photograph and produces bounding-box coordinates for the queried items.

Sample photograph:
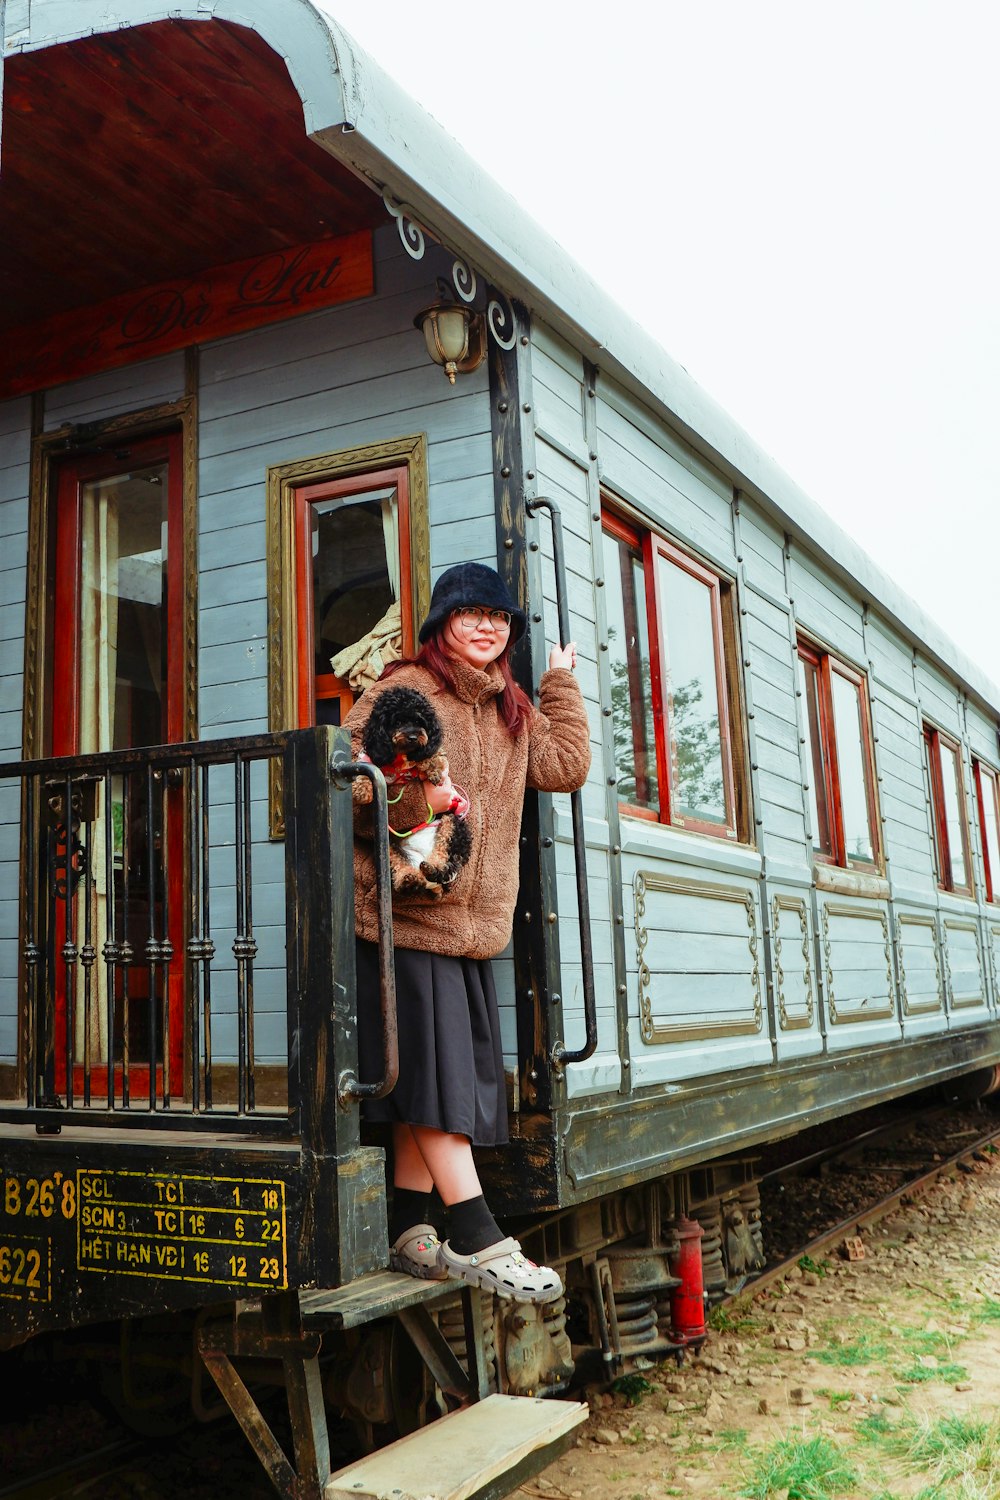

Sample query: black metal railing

[0,732,315,1136]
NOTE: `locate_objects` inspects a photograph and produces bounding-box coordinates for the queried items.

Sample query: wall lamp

[414,279,486,383]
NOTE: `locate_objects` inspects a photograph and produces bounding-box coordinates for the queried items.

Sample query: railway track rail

[743,1118,1000,1303]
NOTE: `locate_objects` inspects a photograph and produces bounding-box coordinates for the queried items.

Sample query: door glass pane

[941,742,971,889]
[658,556,727,825]
[603,530,657,810]
[830,670,875,865]
[981,770,1000,899]
[79,463,167,752]
[313,486,399,724]
[75,461,170,1068]
[798,655,832,855]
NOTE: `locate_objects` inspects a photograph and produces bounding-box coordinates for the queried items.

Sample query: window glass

[80,463,168,750]
[658,555,727,826]
[980,767,1000,900]
[603,529,657,809]
[830,669,875,865]
[309,485,399,725]
[797,653,832,855]
[940,740,971,889]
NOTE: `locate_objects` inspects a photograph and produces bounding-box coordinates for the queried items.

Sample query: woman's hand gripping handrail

[330,755,399,1106]
[524,495,598,1069]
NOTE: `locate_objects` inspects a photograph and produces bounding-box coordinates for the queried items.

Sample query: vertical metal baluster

[187,757,201,1111]
[202,763,214,1110]
[80,784,95,1107]
[146,764,158,1110]
[242,757,257,1113]
[103,769,116,1111]
[23,776,39,1108]
[121,772,132,1108]
[63,774,76,1108]
[233,757,248,1115]
[43,813,58,1109]
[161,768,174,1110]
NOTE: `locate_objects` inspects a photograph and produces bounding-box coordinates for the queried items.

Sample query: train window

[602,508,745,841]
[924,725,973,895]
[266,437,430,834]
[974,760,1000,902]
[796,640,881,871]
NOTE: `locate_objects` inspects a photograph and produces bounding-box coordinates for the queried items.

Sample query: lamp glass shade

[421,304,471,367]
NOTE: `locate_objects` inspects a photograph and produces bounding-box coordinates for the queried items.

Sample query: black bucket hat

[418,562,526,643]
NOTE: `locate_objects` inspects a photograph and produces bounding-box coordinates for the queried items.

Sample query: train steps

[324,1391,587,1500]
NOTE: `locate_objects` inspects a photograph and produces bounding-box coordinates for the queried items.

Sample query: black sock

[389,1187,430,1244]
[447,1194,503,1255]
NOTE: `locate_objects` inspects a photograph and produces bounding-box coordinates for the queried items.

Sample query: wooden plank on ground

[325,1394,587,1500]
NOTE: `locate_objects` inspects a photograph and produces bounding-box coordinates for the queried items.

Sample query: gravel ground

[519,1148,1000,1499]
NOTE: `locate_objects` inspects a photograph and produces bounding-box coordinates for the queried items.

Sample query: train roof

[4,0,997,717]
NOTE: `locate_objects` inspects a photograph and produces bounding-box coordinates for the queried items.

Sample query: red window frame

[293,464,414,727]
[602,507,742,842]
[797,638,881,872]
[974,759,1000,903]
[924,724,973,896]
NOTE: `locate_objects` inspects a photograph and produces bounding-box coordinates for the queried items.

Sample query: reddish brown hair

[381,628,533,735]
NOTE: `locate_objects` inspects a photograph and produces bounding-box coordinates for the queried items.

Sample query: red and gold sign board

[2,229,374,400]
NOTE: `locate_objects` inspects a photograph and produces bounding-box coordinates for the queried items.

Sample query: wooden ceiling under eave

[0,16,385,338]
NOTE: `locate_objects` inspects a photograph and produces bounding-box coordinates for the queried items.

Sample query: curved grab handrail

[330,756,399,1105]
[525,495,598,1069]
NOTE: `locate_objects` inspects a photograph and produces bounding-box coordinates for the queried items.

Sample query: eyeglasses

[454,606,512,632]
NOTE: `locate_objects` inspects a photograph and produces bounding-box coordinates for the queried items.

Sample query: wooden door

[50,431,186,1097]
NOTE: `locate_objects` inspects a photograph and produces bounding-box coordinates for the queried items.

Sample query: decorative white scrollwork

[383,190,519,350]
[487,294,517,350]
[382,189,426,260]
[452,258,477,303]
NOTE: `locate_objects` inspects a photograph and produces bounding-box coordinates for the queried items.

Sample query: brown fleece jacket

[344,657,591,959]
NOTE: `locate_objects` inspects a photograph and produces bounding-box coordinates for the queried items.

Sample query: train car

[3,2,1000,1493]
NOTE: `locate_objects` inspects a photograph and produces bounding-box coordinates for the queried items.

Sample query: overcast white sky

[330,1,999,688]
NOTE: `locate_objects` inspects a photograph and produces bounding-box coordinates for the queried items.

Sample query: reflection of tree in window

[668,677,724,822]
[659,558,727,827]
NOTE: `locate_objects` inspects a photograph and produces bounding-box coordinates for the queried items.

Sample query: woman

[345,562,591,1304]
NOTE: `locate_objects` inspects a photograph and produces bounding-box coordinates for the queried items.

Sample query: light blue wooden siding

[743,585,807,869]
[870,684,934,895]
[788,549,866,664]
[0,400,30,1063]
[42,353,186,430]
[596,388,736,571]
[738,508,787,602]
[197,224,493,738]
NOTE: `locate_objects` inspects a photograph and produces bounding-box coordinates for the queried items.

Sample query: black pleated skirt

[355,939,508,1146]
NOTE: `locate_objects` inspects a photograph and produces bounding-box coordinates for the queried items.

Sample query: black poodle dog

[361,685,472,897]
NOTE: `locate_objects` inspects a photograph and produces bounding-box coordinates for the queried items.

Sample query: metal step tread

[325,1394,587,1500]
[299,1268,460,1329]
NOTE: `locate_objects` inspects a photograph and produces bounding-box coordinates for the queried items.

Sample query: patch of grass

[856,1410,895,1441]
[970,1297,1000,1325]
[610,1373,653,1406]
[848,1411,1000,1499]
[809,1330,891,1367]
[709,1298,759,1333]
[797,1253,830,1278]
[739,1435,857,1499]
[895,1360,968,1385]
[718,1428,749,1448]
